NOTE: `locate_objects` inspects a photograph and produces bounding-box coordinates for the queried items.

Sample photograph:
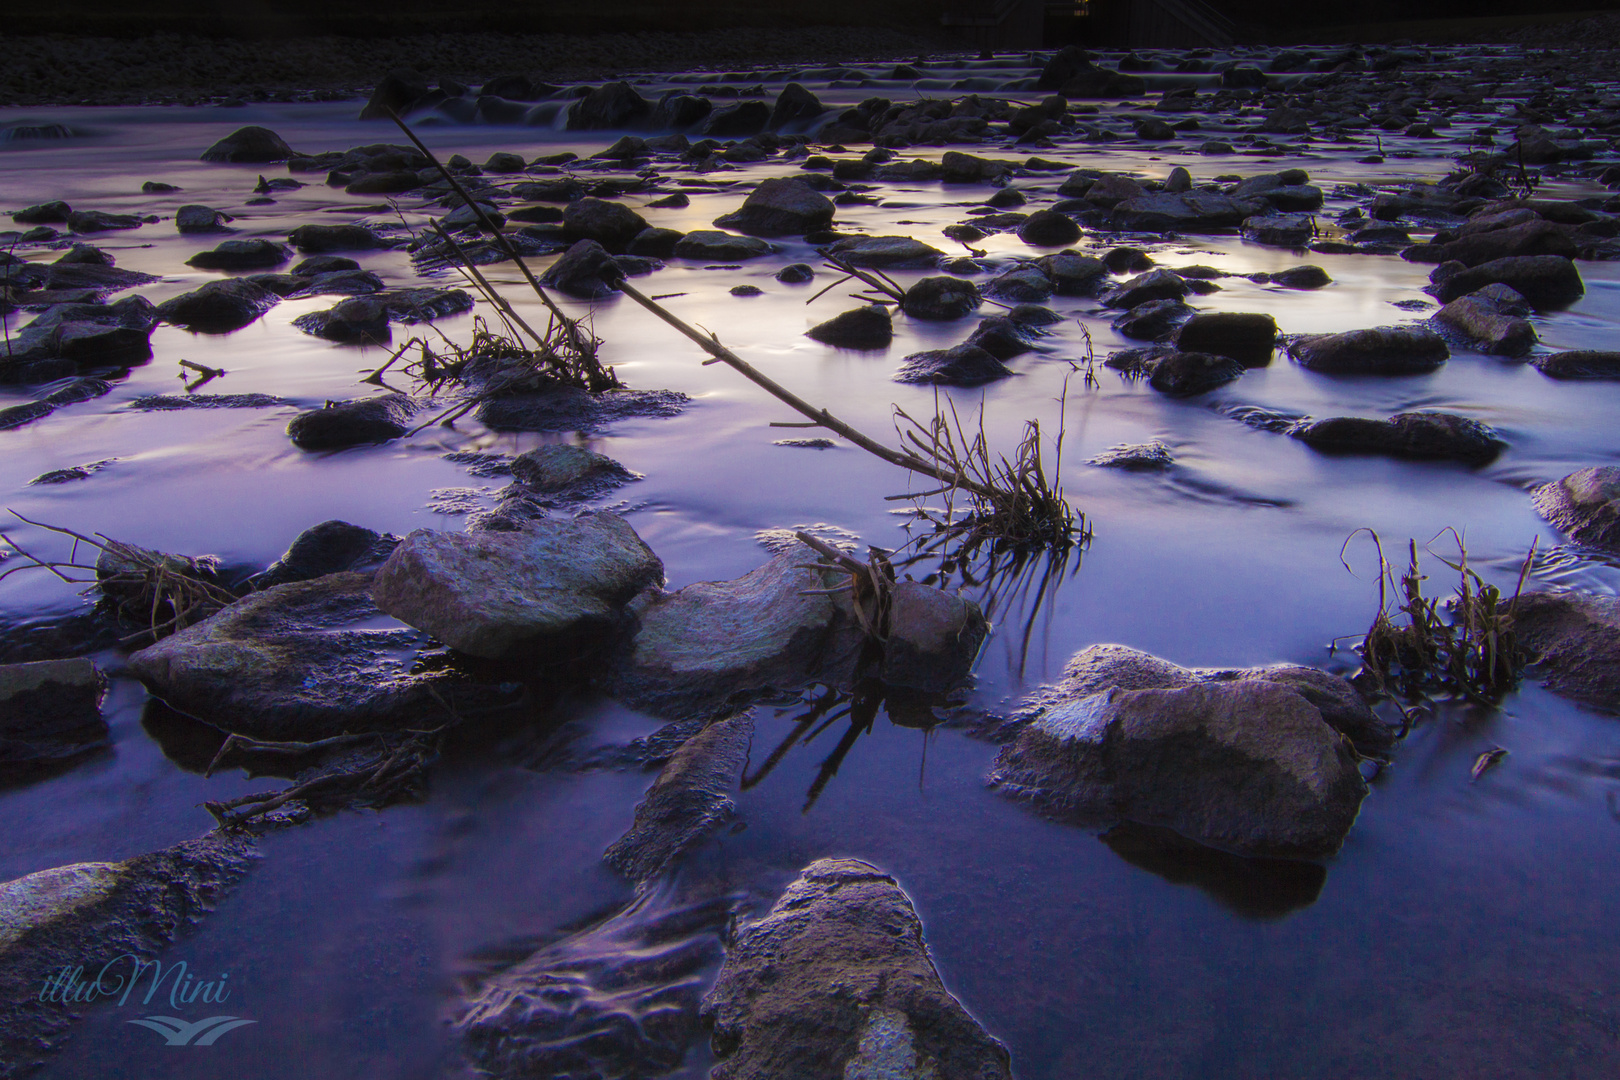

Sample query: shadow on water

[1100,821,1328,921]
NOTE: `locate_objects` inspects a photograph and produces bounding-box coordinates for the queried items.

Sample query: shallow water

[3,46,1620,1079]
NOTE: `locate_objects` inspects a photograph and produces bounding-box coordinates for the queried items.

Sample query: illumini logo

[127,1015,257,1046]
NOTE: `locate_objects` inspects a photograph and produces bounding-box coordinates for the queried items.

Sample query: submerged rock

[714,177,835,237]
[702,858,1014,1080]
[372,514,663,660]
[286,393,420,450]
[1089,441,1174,469]
[0,659,107,783]
[604,711,753,886]
[1292,412,1503,464]
[1530,350,1620,380]
[825,235,943,269]
[507,444,636,500]
[1290,325,1448,375]
[292,288,471,343]
[894,343,1013,387]
[127,571,515,738]
[155,278,280,333]
[992,644,1381,858]
[1512,591,1620,713]
[475,384,687,433]
[1532,467,1620,553]
[806,305,892,350]
[0,833,255,1074]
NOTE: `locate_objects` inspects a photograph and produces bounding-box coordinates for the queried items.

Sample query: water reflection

[1100,822,1327,920]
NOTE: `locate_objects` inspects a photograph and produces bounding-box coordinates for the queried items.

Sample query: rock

[1431,255,1583,310]
[475,385,688,433]
[155,278,279,333]
[1038,45,1094,91]
[902,276,981,320]
[1531,351,1620,380]
[672,230,775,261]
[776,262,814,284]
[1038,253,1107,295]
[286,393,419,449]
[1290,325,1448,375]
[713,178,834,237]
[825,235,943,269]
[1017,209,1081,246]
[603,711,753,886]
[174,204,233,234]
[1242,213,1315,247]
[939,151,1020,183]
[562,197,650,251]
[881,582,987,692]
[66,210,141,233]
[291,296,390,343]
[1532,467,1620,552]
[540,239,624,300]
[652,93,713,130]
[1079,174,1142,207]
[1292,412,1502,464]
[288,269,386,298]
[1221,65,1268,88]
[1145,351,1245,397]
[610,546,854,716]
[1173,312,1277,365]
[287,223,383,253]
[703,101,771,137]
[457,894,730,1080]
[567,81,652,130]
[770,82,824,129]
[1265,265,1331,289]
[1512,591,1620,713]
[985,266,1053,302]
[1089,441,1173,469]
[372,515,662,660]
[2,299,157,374]
[357,69,430,119]
[895,344,1013,387]
[0,833,255,1074]
[248,520,397,590]
[1403,219,1576,267]
[1111,193,1257,232]
[199,125,295,163]
[0,659,107,782]
[702,858,1014,1080]
[626,227,683,258]
[1432,286,1537,356]
[509,444,634,496]
[992,645,1378,858]
[1108,268,1189,309]
[1060,65,1147,98]
[127,571,514,738]
[185,238,292,271]
[806,306,892,350]
[12,201,70,225]
[1112,298,1194,340]
[483,150,526,173]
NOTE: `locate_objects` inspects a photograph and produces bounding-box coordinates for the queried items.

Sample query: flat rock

[1530,350,1620,380]
[992,644,1378,858]
[1512,591,1620,713]
[287,224,384,253]
[1111,192,1258,232]
[714,177,834,237]
[894,343,1013,386]
[127,571,515,738]
[0,659,107,783]
[1291,412,1502,464]
[1290,325,1448,375]
[701,858,1014,1080]
[672,230,775,261]
[185,238,292,271]
[1532,466,1620,552]
[0,833,255,1074]
[475,384,687,432]
[825,235,944,269]
[1089,441,1173,469]
[371,514,663,660]
[603,711,753,886]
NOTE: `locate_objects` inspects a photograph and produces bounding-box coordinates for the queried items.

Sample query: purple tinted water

[3,50,1619,1078]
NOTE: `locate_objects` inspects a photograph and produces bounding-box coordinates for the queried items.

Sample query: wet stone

[1291,412,1503,465]
[248,520,398,590]
[185,238,292,271]
[673,231,775,261]
[1512,591,1620,714]
[1112,299,1195,341]
[1089,441,1174,469]
[714,177,835,237]
[1290,325,1449,375]
[155,278,280,333]
[1262,265,1332,289]
[1173,312,1277,366]
[1145,351,1245,397]
[1532,351,1620,380]
[475,385,688,433]
[902,276,982,320]
[509,444,636,498]
[174,204,233,234]
[1430,255,1584,310]
[0,659,108,783]
[286,393,420,450]
[806,305,893,350]
[1532,467,1620,553]
[1017,209,1082,246]
[200,125,296,162]
[1433,285,1537,356]
[825,235,943,269]
[894,343,1013,387]
[288,223,385,253]
[985,265,1054,302]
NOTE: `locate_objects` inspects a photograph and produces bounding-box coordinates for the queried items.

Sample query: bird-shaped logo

[126,1015,257,1046]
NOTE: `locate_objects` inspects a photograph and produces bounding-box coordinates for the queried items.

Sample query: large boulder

[372,515,662,661]
[1291,412,1502,464]
[0,659,107,783]
[1172,311,1277,365]
[769,82,824,129]
[127,571,519,738]
[357,68,430,120]
[562,197,650,251]
[0,833,255,1073]
[1289,325,1448,375]
[1532,466,1620,553]
[1512,591,1620,713]
[199,125,296,163]
[567,81,652,130]
[992,644,1381,858]
[713,178,834,237]
[603,711,753,886]
[609,546,856,716]
[155,278,280,333]
[1430,255,1584,310]
[701,858,1014,1080]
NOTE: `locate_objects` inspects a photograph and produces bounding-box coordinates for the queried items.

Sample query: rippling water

[3,48,1620,1079]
